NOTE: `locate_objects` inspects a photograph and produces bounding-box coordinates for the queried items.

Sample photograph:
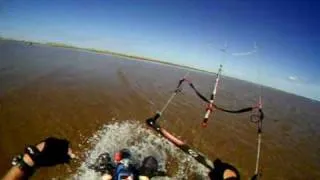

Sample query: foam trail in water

[72,120,209,179]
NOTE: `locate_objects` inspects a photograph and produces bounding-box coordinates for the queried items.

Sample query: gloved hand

[24,137,75,167]
[208,159,240,180]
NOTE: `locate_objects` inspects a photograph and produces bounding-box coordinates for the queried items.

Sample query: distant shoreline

[0,37,318,102]
[0,37,214,75]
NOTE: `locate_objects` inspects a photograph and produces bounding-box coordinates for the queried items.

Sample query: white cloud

[288,76,298,81]
[231,49,257,56]
[231,42,257,56]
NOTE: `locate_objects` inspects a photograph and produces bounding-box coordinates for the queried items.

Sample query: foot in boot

[89,153,113,174]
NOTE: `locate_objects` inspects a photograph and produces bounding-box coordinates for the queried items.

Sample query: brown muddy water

[0,40,319,179]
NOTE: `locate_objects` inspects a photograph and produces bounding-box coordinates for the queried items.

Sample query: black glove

[25,137,72,167]
[208,159,240,180]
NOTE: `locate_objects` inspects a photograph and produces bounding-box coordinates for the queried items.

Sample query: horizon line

[1,36,319,102]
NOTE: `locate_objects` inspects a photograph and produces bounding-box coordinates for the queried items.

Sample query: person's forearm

[3,137,72,180]
[2,166,26,180]
[2,154,35,180]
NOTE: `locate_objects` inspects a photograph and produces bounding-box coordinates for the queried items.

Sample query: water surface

[0,40,319,179]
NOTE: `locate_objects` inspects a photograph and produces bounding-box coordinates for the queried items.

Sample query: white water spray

[72,121,209,179]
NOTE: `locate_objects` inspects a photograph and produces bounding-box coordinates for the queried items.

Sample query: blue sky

[1,0,319,101]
